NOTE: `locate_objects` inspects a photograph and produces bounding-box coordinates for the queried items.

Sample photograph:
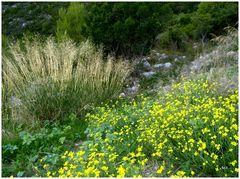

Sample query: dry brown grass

[181,26,238,92]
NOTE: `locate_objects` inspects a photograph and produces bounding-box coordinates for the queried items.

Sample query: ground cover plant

[2,115,88,177]
[38,79,238,177]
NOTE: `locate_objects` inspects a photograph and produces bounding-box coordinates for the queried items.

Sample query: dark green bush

[56,2,86,42]
[84,3,173,57]
[156,2,238,51]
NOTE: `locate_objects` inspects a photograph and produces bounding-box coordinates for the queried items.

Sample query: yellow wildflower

[117,165,126,178]
[156,165,165,174]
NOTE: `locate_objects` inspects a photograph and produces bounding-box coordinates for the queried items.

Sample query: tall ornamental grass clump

[2,38,131,121]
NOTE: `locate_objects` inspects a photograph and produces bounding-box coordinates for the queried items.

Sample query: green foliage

[157,26,189,50]
[197,2,238,29]
[168,2,199,14]
[191,12,212,40]
[3,2,237,54]
[84,3,173,57]
[2,2,68,38]
[156,2,238,51]
[2,116,88,177]
[56,2,86,42]
[2,34,11,52]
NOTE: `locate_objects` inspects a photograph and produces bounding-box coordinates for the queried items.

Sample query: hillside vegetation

[1,2,238,177]
[3,2,237,57]
[36,26,238,178]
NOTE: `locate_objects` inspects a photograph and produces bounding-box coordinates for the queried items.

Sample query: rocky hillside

[122,27,238,97]
[2,2,68,37]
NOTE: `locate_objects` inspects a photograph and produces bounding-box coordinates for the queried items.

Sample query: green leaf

[59,137,66,144]
[17,171,25,177]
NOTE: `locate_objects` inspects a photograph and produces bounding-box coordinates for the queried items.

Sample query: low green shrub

[2,114,88,177]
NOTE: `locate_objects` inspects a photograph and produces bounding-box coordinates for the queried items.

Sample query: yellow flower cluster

[40,79,238,177]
